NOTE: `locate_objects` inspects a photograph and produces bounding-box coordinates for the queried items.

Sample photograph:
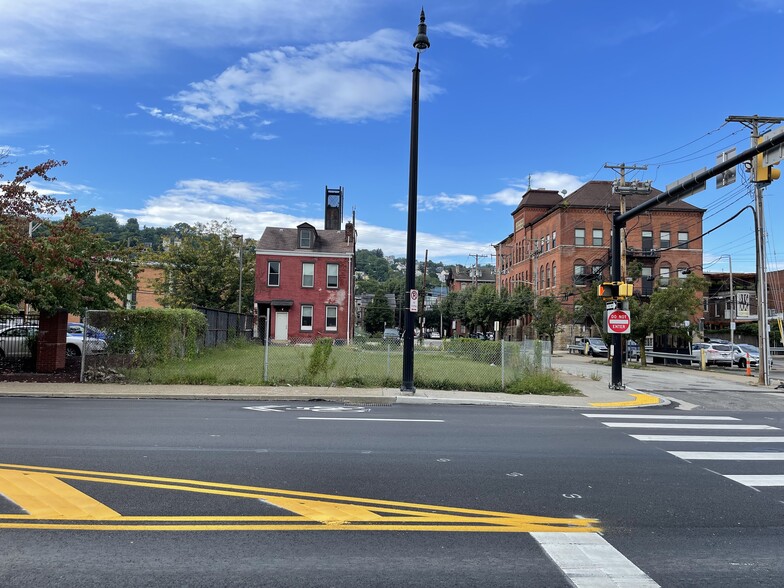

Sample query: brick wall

[36,311,67,373]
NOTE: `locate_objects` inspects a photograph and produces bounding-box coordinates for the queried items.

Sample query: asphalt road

[2,398,784,587]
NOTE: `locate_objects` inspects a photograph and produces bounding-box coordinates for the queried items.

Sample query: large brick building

[254,187,356,342]
[494,181,705,341]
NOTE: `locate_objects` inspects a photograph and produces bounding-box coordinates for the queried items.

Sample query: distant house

[254,187,356,342]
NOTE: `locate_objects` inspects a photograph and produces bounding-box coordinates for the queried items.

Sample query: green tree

[364,292,394,335]
[0,159,136,314]
[149,221,255,311]
[532,296,567,353]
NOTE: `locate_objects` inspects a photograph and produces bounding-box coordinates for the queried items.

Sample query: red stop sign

[607,310,631,334]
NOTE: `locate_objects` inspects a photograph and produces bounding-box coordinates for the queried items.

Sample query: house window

[642,230,653,251]
[552,231,556,248]
[325,306,338,331]
[592,229,603,247]
[678,265,689,280]
[678,231,688,249]
[300,305,313,330]
[302,263,314,288]
[546,263,551,288]
[642,266,653,296]
[574,262,586,285]
[592,263,603,278]
[268,261,280,287]
[546,235,550,251]
[299,229,312,248]
[660,265,671,287]
[660,231,671,249]
[575,228,585,246]
[552,262,556,287]
[539,266,544,290]
[326,263,339,288]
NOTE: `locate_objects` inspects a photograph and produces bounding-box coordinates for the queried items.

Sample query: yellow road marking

[0,470,119,519]
[0,463,600,533]
[591,393,662,408]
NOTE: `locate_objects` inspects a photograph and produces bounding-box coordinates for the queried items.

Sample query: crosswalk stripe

[723,475,784,487]
[583,414,739,420]
[669,451,784,460]
[603,423,778,430]
[630,435,784,442]
[531,532,660,587]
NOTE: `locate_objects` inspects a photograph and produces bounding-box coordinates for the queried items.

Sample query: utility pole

[726,115,784,387]
[605,163,651,279]
[608,125,784,389]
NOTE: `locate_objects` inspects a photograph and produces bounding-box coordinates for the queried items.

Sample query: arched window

[660,264,671,287]
[539,265,545,290]
[552,262,557,288]
[677,264,689,281]
[573,259,587,285]
[546,263,551,288]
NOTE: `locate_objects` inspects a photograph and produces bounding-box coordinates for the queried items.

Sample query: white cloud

[114,178,492,261]
[433,22,507,48]
[142,29,441,127]
[0,0,361,76]
[394,192,478,212]
[251,133,279,141]
[512,171,584,195]
[483,187,524,206]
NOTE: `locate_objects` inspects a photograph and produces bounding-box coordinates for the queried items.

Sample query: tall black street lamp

[401,9,430,393]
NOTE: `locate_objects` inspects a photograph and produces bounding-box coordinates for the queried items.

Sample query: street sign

[607,310,631,334]
[762,126,784,167]
[667,168,706,199]
[716,148,737,188]
[409,289,419,312]
[605,300,617,311]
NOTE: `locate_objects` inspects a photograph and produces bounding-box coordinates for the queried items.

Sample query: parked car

[731,343,774,369]
[0,324,107,359]
[585,338,609,358]
[382,328,401,343]
[691,342,733,366]
[67,322,109,341]
[0,325,38,358]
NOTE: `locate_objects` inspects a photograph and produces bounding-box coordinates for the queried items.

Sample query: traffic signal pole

[608,128,784,390]
[610,212,623,389]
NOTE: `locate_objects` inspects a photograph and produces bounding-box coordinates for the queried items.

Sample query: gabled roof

[511,189,563,215]
[561,180,705,212]
[449,265,495,283]
[257,227,353,255]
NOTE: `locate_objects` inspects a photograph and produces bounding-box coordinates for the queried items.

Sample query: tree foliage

[148,221,254,312]
[532,296,567,352]
[0,159,137,314]
[363,292,394,335]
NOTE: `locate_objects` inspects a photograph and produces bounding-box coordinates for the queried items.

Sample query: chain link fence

[79,309,552,392]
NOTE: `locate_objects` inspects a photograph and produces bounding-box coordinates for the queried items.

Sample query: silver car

[0,325,38,358]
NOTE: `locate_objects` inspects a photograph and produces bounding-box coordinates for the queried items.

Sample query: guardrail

[566,344,585,354]
[645,351,694,365]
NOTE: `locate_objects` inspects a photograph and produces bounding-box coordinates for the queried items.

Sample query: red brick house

[494,181,705,343]
[254,188,356,342]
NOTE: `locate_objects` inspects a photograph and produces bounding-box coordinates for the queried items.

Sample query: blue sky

[2,0,783,273]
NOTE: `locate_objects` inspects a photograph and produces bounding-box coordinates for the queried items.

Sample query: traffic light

[598,282,633,299]
[598,282,618,298]
[754,138,782,183]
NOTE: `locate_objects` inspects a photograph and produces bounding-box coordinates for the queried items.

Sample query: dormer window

[299,228,312,248]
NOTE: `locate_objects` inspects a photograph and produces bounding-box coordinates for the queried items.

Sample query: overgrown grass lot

[122,339,580,396]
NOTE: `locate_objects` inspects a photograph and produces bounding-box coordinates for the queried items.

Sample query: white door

[274,312,289,340]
